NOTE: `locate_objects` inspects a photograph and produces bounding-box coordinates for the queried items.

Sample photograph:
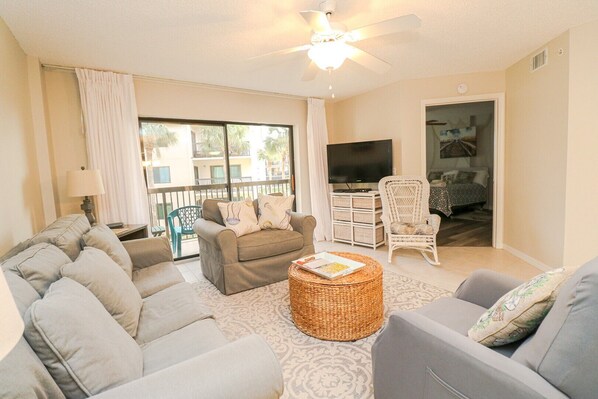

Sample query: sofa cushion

[141,318,228,375]
[237,229,304,262]
[218,199,261,238]
[202,199,226,225]
[257,194,294,231]
[415,297,486,336]
[29,214,90,261]
[132,261,185,298]
[24,278,143,398]
[61,248,143,337]
[469,268,569,347]
[82,224,133,278]
[1,243,71,296]
[512,258,598,398]
[0,338,66,399]
[0,239,32,262]
[135,282,213,345]
[3,271,40,317]
[390,222,434,235]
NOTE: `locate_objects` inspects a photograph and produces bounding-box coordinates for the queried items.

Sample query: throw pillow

[24,278,143,398]
[455,171,477,184]
[217,199,261,237]
[473,169,489,187]
[1,243,71,296]
[257,194,294,230]
[441,170,459,184]
[61,247,143,337]
[29,214,91,261]
[468,268,570,347]
[390,222,434,235]
[427,171,443,182]
[82,224,133,278]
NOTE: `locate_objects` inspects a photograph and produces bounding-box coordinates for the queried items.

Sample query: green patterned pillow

[468,268,570,347]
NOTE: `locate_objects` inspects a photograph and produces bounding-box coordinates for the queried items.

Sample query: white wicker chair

[378,176,441,265]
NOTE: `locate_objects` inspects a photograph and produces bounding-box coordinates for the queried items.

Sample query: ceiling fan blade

[302,60,319,81]
[300,10,332,33]
[248,44,311,61]
[349,14,421,42]
[345,45,391,74]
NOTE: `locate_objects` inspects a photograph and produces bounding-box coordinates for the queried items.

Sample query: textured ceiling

[2,0,598,100]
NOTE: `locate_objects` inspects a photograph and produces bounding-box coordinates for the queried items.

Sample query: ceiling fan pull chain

[328,69,335,99]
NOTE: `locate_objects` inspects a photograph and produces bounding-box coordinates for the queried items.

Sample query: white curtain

[307,98,332,241]
[76,68,149,225]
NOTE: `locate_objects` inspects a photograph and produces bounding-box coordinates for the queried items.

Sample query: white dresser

[330,191,385,249]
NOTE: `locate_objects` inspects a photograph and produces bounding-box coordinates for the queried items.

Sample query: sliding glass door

[139,118,294,259]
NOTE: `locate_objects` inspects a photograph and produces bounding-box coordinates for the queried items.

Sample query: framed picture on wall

[439,126,477,158]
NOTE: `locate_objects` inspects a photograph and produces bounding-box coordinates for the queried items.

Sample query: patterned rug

[193,271,449,399]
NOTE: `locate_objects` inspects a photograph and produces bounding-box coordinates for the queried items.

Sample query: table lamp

[66,167,105,225]
[0,271,23,360]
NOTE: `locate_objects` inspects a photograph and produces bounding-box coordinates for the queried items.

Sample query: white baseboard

[503,244,552,271]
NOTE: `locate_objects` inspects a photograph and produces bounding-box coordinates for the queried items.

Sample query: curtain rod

[41,63,308,101]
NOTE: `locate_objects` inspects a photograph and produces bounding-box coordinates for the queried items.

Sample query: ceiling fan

[253,0,421,81]
[426,119,448,126]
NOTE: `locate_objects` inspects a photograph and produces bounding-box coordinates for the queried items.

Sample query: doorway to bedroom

[424,100,496,247]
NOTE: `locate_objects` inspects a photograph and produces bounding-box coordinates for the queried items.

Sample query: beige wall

[329,71,505,180]
[563,21,598,266]
[0,19,45,253]
[42,71,312,215]
[505,31,570,268]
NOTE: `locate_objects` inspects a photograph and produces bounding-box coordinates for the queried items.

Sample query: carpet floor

[193,271,449,398]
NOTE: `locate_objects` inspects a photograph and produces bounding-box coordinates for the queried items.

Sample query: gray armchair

[193,199,316,295]
[372,257,598,399]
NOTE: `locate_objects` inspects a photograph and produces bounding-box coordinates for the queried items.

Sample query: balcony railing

[147,179,292,242]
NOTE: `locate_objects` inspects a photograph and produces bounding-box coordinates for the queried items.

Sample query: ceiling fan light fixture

[308,41,348,71]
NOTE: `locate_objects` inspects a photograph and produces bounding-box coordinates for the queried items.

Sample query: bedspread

[429,183,487,216]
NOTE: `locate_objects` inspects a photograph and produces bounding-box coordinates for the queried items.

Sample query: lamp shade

[0,271,24,360]
[66,169,105,197]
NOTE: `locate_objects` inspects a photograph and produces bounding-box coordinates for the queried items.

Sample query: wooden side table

[288,252,383,341]
[112,224,148,242]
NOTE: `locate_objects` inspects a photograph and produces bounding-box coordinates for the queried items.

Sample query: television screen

[327,139,392,184]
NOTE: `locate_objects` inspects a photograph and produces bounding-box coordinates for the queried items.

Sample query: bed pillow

[257,194,294,231]
[61,247,142,337]
[217,199,261,237]
[441,170,459,184]
[24,278,143,398]
[473,169,489,187]
[82,224,133,278]
[468,268,570,347]
[427,171,443,182]
[455,171,477,184]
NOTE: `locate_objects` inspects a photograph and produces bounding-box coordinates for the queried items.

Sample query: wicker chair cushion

[390,222,434,235]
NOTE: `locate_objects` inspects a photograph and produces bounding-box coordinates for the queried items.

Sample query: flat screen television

[327,139,392,184]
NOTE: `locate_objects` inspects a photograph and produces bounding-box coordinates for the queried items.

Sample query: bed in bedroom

[427,168,489,217]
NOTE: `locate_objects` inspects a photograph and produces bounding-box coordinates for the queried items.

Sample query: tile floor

[177,241,542,292]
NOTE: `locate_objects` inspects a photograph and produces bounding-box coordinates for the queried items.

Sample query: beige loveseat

[0,215,283,399]
[193,199,316,295]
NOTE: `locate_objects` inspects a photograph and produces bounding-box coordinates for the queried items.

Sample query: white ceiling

[2,0,598,100]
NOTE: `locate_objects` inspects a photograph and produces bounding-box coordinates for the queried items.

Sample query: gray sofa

[372,257,598,399]
[194,199,316,295]
[0,214,283,399]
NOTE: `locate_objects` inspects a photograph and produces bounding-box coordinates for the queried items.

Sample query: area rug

[193,271,450,399]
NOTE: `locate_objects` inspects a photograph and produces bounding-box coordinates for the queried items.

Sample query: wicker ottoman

[288,252,383,341]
